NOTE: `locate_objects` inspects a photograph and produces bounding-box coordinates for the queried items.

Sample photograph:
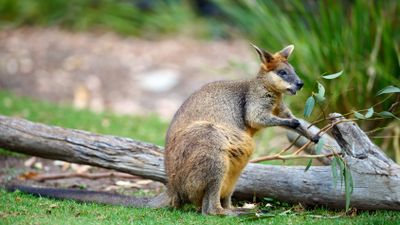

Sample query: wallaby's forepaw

[289,119,301,129]
[311,135,320,143]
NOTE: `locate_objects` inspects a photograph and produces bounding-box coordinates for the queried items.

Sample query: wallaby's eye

[278,70,287,76]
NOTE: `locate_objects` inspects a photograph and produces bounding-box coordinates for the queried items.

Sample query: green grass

[0,91,168,146]
[1,92,399,224]
[2,190,400,225]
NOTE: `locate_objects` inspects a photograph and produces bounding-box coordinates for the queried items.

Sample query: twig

[370,135,400,139]
[292,121,338,155]
[365,127,390,134]
[250,152,341,163]
[278,135,301,155]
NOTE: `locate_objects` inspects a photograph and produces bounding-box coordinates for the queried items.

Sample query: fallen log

[0,114,399,210]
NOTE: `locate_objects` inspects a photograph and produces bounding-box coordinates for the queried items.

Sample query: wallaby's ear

[279,45,294,59]
[251,43,273,63]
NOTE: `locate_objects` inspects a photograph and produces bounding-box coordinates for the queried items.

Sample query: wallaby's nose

[296,81,304,89]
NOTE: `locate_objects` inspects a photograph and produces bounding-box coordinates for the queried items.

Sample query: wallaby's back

[166,80,250,141]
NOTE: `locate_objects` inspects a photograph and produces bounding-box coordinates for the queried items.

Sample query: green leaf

[322,70,343,79]
[317,82,325,97]
[364,107,374,118]
[331,157,338,187]
[376,85,400,96]
[315,82,326,103]
[344,167,353,211]
[353,111,365,119]
[335,156,345,187]
[378,111,400,120]
[304,159,313,172]
[315,138,324,154]
[314,94,326,103]
[304,96,315,117]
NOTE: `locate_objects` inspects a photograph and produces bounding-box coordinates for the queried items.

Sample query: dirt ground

[0,28,257,118]
[0,28,285,196]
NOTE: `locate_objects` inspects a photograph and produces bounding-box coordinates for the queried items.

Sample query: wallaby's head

[252,44,303,95]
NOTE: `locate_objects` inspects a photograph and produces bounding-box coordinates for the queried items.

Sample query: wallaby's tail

[5,185,169,208]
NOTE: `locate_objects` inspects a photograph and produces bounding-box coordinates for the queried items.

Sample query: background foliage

[217,0,399,117]
[1,0,397,111]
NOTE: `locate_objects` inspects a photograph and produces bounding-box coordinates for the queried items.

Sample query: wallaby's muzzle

[287,79,304,95]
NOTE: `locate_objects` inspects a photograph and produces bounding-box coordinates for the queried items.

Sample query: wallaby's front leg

[293,122,320,143]
[278,104,319,143]
[248,112,301,129]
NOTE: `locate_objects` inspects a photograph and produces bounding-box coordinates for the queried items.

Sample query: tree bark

[286,119,341,165]
[0,115,399,210]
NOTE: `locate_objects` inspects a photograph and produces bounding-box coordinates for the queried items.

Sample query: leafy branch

[252,70,399,211]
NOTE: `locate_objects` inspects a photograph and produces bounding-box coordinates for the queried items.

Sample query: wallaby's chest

[265,93,282,116]
[272,103,281,116]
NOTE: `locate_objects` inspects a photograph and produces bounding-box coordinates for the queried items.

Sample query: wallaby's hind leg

[221,193,233,209]
[201,179,225,215]
[221,192,255,215]
[166,122,254,216]
[203,187,251,216]
[200,155,240,216]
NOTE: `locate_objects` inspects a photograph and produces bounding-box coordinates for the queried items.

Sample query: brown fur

[261,53,288,71]
[164,44,319,215]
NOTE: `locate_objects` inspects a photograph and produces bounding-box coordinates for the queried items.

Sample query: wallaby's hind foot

[221,196,233,209]
[147,192,170,208]
[203,207,255,216]
[201,179,253,216]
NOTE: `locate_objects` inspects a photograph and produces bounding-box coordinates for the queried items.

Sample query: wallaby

[6,44,319,216]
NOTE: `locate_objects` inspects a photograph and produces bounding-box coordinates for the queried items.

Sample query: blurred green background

[1,0,398,109]
[0,0,399,157]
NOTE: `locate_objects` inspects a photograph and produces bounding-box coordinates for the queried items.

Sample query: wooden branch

[250,152,340,163]
[287,119,341,165]
[0,115,399,210]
